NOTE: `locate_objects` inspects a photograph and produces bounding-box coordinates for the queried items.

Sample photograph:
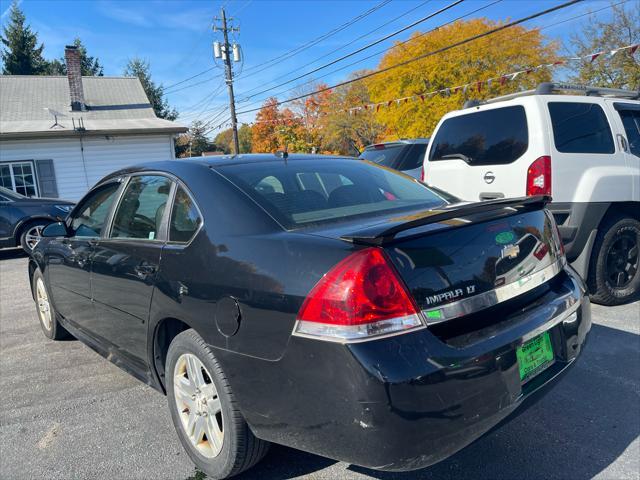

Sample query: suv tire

[588,215,640,306]
[166,329,269,479]
[20,220,49,255]
[32,269,71,340]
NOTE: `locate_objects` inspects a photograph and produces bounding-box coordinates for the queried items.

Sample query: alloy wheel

[36,277,52,331]
[173,353,224,458]
[25,225,44,251]
[605,231,638,289]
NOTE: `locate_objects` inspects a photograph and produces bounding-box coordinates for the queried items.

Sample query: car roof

[98,154,357,184]
[363,138,430,149]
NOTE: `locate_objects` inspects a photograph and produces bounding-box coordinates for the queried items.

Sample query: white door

[605,100,640,202]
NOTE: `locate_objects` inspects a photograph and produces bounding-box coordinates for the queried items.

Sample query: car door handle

[134,264,158,278]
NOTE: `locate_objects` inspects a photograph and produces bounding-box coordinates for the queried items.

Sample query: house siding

[0,134,176,200]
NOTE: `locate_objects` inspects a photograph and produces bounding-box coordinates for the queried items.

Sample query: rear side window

[360,144,407,168]
[548,102,614,154]
[169,186,202,243]
[110,175,172,240]
[429,106,528,165]
[217,159,447,229]
[616,108,640,157]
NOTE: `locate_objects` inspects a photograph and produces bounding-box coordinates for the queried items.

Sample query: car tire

[20,221,49,255]
[166,329,270,479]
[32,268,71,340]
[588,215,640,306]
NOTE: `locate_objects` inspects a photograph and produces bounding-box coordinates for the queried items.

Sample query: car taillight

[294,247,424,342]
[533,242,549,260]
[526,156,551,196]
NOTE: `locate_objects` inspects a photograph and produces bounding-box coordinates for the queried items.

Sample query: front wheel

[589,215,640,305]
[32,269,71,340]
[166,329,269,479]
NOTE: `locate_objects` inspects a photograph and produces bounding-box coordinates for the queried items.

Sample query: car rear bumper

[220,266,590,471]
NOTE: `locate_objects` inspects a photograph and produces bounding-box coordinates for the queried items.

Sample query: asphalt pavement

[1,248,638,480]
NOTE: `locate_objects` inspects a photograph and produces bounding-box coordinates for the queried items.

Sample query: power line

[238,0,433,98]
[240,0,393,75]
[236,0,504,110]
[236,0,584,115]
[239,0,465,102]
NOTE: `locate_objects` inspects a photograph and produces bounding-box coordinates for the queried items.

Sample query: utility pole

[213,8,240,155]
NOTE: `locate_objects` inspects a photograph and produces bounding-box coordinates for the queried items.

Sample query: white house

[0,45,187,201]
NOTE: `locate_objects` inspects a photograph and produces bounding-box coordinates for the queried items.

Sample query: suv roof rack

[463,82,640,108]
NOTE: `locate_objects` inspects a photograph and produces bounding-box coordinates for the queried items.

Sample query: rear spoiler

[340,195,551,246]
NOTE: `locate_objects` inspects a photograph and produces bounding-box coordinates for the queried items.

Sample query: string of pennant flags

[224,42,638,128]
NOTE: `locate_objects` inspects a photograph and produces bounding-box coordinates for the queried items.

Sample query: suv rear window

[359,144,407,168]
[548,102,614,154]
[429,106,528,165]
[217,159,447,229]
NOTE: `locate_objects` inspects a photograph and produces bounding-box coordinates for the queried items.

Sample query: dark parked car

[29,155,590,479]
[359,138,429,179]
[0,186,74,254]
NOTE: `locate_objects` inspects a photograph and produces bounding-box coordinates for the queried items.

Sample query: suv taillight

[293,247,424,342]
[526,156,551,196]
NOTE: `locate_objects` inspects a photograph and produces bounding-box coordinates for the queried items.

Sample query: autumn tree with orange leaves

[366,18,558,139]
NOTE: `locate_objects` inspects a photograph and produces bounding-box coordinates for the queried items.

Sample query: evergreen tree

[47,38,104,76]
[124,57,178,120]
[1,0,48,75]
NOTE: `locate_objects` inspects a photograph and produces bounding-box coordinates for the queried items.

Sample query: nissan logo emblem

[484,171,495,184]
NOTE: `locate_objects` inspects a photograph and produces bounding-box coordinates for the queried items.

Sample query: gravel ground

[0,248,638,480]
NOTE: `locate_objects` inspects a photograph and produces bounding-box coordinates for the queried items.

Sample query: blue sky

[1,0,627,133]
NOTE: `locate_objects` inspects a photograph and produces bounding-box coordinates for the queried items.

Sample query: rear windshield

[429,106,528,165]
[359,144,407,168]
[217,159,448,229]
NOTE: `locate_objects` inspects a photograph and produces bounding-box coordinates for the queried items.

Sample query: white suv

[424,83,640,305]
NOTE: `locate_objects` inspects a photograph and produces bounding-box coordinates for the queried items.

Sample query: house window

[0,162,39,197]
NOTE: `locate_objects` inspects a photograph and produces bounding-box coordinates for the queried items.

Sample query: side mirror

[42,221,70,238]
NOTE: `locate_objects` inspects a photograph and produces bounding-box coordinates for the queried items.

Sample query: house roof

[0,75,187,139]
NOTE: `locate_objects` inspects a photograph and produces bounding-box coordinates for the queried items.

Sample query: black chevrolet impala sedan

[29,154,590,478]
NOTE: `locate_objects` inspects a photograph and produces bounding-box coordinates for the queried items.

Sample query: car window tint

[359,144,406,168]
[617,109,640,157]
[218,159,448,229]
[71,182,120,238]
[429,106,528,165]
[170,186,202,243]
[548,102,614,154]
[111,175,172,240]
[255,175,284,194]
[400,144,427,170]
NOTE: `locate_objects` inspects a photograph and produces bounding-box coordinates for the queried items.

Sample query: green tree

[238,124,253,153]
[214,128,234,154]
[189,120,211,156]
[124,57,178,120]
[569,1,639,89]
[47,38,104,76]
[1,0,48,75]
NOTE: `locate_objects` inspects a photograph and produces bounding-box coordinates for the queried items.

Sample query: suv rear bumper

[219,267,590,471]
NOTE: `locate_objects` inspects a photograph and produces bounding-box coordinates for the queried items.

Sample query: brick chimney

[64,45,85,111]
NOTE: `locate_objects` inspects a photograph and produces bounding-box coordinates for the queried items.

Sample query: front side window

[169,186,202,243]
[548,102,615,154]
[111,175,172,240]
[429,106,528,165]
[70,182,120,238]
[617,108,640,157]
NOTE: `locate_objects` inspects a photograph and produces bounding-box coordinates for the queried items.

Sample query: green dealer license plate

[516,331,554,382]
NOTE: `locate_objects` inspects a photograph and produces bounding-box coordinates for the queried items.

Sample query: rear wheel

[20,221,48,254]
[166,329,269,479]
[32,269,71,340]
[589,215,640,305]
